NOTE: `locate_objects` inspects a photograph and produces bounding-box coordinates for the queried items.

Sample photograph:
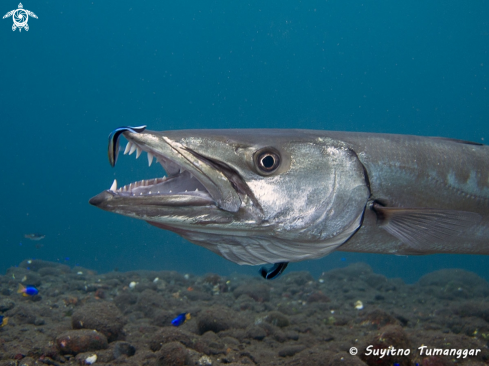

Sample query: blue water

[1,1,488,283]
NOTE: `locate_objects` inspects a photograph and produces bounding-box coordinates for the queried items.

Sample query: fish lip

[91,129,242,212]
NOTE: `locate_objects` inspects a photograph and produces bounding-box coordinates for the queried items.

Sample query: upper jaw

[90,128,242,213]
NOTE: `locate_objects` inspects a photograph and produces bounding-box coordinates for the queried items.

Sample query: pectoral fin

[372,203,482,250]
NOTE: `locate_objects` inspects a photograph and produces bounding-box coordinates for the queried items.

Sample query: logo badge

[3,3,37,32]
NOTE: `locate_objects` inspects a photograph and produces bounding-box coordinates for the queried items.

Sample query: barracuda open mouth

[109,172,208,198]
[90,126,242,212]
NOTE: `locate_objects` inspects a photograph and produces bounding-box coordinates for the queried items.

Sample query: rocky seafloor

[0,260,488,366]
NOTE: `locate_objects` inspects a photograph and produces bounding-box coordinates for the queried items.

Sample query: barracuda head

[89,127,370,265]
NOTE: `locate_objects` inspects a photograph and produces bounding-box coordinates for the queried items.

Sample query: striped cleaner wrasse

[89,127,489,278]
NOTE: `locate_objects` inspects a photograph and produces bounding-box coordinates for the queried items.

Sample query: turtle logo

[3,3,37,32]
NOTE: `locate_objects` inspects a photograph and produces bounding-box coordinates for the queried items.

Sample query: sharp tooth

[109,179,117,192]
[195,188,199,192]
[124,142,133,155]
[147,152,153,167]
[136,147,142,159]
[129,144,137,155]
[154,178,158,184]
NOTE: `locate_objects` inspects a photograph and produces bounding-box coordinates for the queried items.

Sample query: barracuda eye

[254,148,281,175]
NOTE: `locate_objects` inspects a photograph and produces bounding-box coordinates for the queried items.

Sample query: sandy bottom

[0,259,488,366]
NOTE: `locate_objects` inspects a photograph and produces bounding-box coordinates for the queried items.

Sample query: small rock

[266,311,290,328]
[198,355,213,366]
[360,325,410,366]
[197,306,248,334]
[0,298,15,312]
[153,310,175,327]
[56,329,108,355]
[72,302,126,341]
[149,327,194,352]
[246,325,266,341]
[182,289,212,301]
[157,341,189,366]
[234,283,270,302]
[113,292,138,312]
[307,291,330,303]
[112,341,136,358]
[330,352,368,366]
[359,309,400,329]
[282,271,314,286]
[11,305,36,324]
[278,345,306,357]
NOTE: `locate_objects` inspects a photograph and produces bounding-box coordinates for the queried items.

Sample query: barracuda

[89,127,489,277]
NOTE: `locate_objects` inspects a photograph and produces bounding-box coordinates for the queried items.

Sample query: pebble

[157,341,189,366]
[112,341,136,358]
[278,345,306,357]
[56,329,108,355]
[72,302,126,342]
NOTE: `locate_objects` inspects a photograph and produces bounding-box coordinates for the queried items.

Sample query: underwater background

[0,0,487,283]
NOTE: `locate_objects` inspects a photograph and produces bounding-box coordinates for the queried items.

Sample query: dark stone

[265,311,290,328]
[419,269,489,299]
[56,329,108,355]
[182,289,212,301]
[246,325,266,341]
[359,309,401,329]
[278,345,306,357]
[234,283,270,302]
[153,310,176,327]
[132,289,167,317]
[283,347,334,366]
[285,330,299,340]
[0,298,15,312]
[149,327,194,352]
[157,341,189,366]
[21,273,42,287]
[10,305,36,324]
[113,292,138,312]
[330,352,368,366]
[134,282,158,293]
[197,306,248,334]
[72,301,126,342]
[281,271,315,286]
[360,325,410,366]
[112,341,136,358]
[307,291,330,303]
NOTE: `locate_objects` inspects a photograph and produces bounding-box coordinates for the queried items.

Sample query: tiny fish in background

[171,312,191,327]
[0,315,8,327]
[24,234,45,241]
[17,284,39,297]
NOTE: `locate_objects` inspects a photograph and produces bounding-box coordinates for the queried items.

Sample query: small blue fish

[17,284,39,297]
[171,312,191,327]
[259,262,289,280]
[0,315,8,327]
